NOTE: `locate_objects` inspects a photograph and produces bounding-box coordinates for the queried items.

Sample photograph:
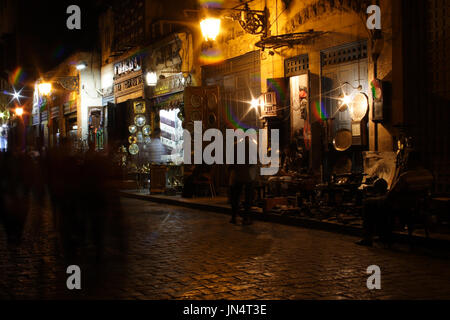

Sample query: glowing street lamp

[250,98,260,110]
[146,72,158,86]
[38,82,52,96]
[4,87,25,104]
[200,18,221,41]
[15,107,24,117]
[76,61,88,70]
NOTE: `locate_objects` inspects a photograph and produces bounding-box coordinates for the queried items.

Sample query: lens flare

[199,48,224,64]
[10,67,26,86]
[38,83,52,96]
[225,104,256,131]
[199,0,224,9]
[250,99,260,110]
[15,107,24,117]
[312,101,329,122]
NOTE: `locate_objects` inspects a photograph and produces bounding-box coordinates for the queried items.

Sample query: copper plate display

[333,129,352,151]
[191,95,202,108]
[349,92,369,121]
[185,121,194,134]
[129,125,137,134]
[207,93,218,111]
[191,110,202,121]
[134,115,146,127]
[129,143,139,155]
[208,113,217,126]
[142,125,151,136]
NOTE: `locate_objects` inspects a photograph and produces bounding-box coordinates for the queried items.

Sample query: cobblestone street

[1,197,449,300]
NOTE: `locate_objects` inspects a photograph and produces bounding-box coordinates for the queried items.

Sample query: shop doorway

[321,40,369,179]
[201,51,262,192]
[65,116,78,149]
[88,107,105,151]
[159,108,184,164]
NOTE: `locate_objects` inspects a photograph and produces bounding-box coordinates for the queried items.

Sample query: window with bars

[285,54,309,77]
[321,41,368,67]
[113,0,145,50]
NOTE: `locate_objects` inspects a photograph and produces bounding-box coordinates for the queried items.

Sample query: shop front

[141,32,193,194]
[200,50,262,194]
[147,74,186,193]
[319,40,369,182]
[112,52,146,160]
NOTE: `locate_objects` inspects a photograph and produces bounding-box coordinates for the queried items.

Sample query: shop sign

[51,106,60,119]
[64,100,77,115]
[114,56,142,78]
[154,73,185,97]
[114,69,144,103]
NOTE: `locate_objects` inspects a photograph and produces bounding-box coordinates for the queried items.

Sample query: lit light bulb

[15,107,24,116]
[146,72,157,86]
[341,94,352,106]
[200,18,221,41]
[76,62,87,70]
[38,82,52,96]
[250,99,260,110]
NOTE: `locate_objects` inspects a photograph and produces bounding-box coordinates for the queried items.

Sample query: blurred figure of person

[0,148,32,246]
[228,137,258,225]
[357,151,434,247]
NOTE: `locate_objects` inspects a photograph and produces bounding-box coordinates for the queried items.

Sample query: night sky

[16,0,105,76]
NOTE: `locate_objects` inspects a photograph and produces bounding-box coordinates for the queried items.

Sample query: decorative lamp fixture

[76,62,88,70]
[146,72,158,86]
[200,18,221,41]
[199,3,268,42]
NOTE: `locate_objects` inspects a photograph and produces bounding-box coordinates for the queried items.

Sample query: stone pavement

[0,197,449,300]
